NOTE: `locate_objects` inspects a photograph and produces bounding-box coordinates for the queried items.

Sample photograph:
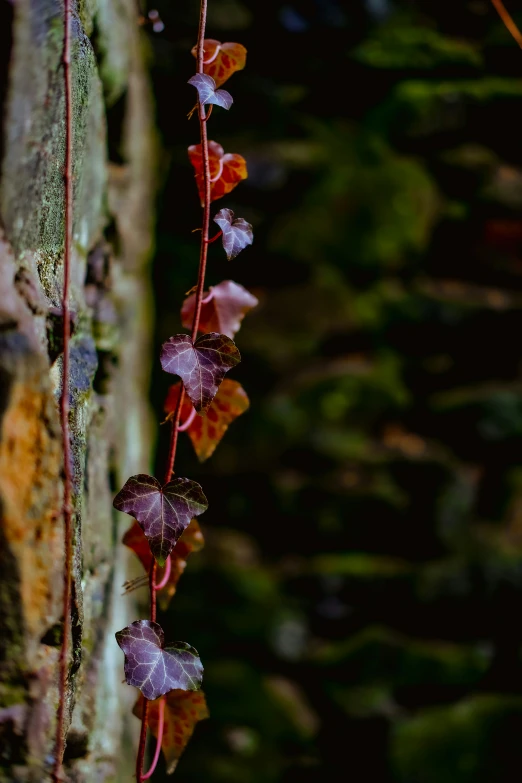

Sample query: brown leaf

[181,280,258,339]
[123,519,204,609]
[134,690,209,773]
[191,39,247,87]
[165,379,250,461]
[188,141,247,205]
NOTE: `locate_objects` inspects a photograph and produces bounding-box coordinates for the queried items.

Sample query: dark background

[135,1,522,780]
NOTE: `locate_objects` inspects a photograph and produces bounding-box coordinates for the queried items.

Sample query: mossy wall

[0,0,156,779]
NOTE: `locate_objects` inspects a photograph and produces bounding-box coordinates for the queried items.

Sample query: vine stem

[491,0,522,48]
[136,562,157,782]
[164,0,210,484]
[52,0,73,780]
[136,6,210,778]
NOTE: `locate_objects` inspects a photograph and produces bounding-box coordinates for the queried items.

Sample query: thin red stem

[136,561,157,783]
[135,699,150,783]
[154,556,172,591]
[206,230,222,245]
[163,0,210,480]
[53,0,73,779]
[164,388,183,483]
[150,561,157,624]
[491,0,522,49]
[140,698,166,780]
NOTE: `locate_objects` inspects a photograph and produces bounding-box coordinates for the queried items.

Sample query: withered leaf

[133,689,209,773]
[191,39,247,87]
[165,379,249,461]
[188,141,247,204]
[181,280,258,339]
[123,519,204,610]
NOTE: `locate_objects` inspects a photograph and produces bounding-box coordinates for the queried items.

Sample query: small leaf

[165,379,249,461]
[188,73,233,110]
[116,620,203,701]
[134,689,209,774]
[191,39,247,87]
[114,474,207,565]
[188,141,247,205]
[160,333,240,413]
[181,280,258,339]
[123,519,204,609]
[213,208,253,260]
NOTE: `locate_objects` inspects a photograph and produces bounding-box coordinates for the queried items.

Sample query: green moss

[1,0,106,299]
[392,696,522,783]
[94,0,132,105]
[312,626,489,690]
[354,21,482,71]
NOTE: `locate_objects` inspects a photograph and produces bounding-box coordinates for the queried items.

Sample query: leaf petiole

[154,557,172,591]
[205,229,223,245]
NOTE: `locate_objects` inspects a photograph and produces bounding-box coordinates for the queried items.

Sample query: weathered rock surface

[0,0,156,779]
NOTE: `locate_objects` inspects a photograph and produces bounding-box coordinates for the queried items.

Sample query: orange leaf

[188,141,247,204]
[181,280,259,339]
[191,39,247,88]
[122,519,204,610]
[134,689,209,774]
[165,379,249,462]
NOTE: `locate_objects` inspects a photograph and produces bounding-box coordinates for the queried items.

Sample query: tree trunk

[0,0,156,779]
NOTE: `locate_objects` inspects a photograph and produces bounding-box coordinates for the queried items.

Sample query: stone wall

[0,0,156,780]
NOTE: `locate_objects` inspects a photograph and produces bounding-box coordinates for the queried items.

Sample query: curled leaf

[181,280,258,339]
[160,333,240,413]
[191,39,247,87]
[188,73,233,109]
[165,379,250,461]
[113,474,207,565]
[213,208,253,260]
[188,141,247,204]
[116,620,203,701]
[123,519,204,609]
[134,689,209,774]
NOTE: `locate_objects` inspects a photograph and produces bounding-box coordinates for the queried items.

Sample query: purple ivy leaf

[160,333,240,413]
[213,208,253,260]
[116,620,203,701]
[113,474,207,565]
[188,73,233,110]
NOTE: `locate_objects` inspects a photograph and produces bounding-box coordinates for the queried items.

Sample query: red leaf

[160,332,240,413]
[123,519,205,609]
[165,379,250,462]
[113,474,207,564]
[134,690,209,773]
[188,141,247,205]
[191,39,247,88]
[181,280,258,339]
[115,620,203,700]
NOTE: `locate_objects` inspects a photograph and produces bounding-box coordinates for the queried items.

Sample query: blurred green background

[129,1,522,780]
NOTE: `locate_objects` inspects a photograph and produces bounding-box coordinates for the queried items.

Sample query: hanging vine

[113,2,254,779]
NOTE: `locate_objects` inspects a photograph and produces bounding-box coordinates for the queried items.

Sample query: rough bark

[0,0,156,780]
